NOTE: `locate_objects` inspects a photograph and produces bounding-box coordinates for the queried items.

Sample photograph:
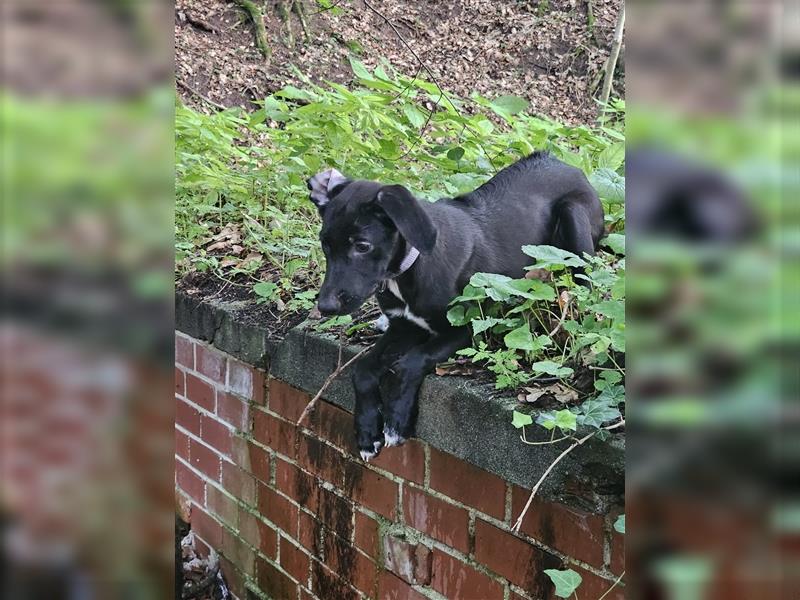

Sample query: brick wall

[175,332,624,600]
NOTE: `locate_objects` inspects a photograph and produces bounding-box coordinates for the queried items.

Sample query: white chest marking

[384,280,434,334]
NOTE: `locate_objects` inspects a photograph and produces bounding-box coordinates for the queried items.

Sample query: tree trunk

[599,4,625,106]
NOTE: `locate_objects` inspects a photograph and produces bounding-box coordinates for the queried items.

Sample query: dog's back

[433,152,604,277]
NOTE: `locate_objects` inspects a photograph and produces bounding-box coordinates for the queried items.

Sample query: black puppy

[307,152,604,460]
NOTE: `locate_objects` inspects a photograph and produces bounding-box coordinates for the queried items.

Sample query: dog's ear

[307,168,348,213]
[376,184,438,254]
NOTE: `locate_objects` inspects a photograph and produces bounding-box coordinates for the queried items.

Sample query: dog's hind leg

[382,325,471,446]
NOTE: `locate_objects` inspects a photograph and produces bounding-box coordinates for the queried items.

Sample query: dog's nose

[317,295,341,316]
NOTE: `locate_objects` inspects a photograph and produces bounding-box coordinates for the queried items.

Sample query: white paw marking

[374,314,390,332]
[360,440,382,462]
[383,428,406,447]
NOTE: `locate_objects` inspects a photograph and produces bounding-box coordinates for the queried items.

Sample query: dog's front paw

[359,439,383,462]
[383,427,407,448]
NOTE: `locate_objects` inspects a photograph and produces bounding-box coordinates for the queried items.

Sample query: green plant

[176,58,624,316]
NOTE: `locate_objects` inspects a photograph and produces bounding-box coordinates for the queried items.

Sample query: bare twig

[297,343,372,425]
[293,0,311,42]
[548,293,573,337]
[599,4,625,106]
[512,419,625,533]
[597,571,626,600]
[177,78,227,111]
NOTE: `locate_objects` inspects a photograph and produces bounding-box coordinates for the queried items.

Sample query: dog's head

[307,168,437,315]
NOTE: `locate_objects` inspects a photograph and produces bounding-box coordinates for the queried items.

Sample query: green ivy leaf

[537,409,577,432]
[596,142,625,171]
[614,514,626,534]
[522,245,586,270]
[471,317,503,335]
[590,300,624,322]
[602,233,626,255]
[589,168,625,204]
[512,410,533,429]
[529,360,574,377]
[253,281,279,299]
[544,569,583,598]
[447,146,465,161]
[578,399,621,428]
[446,305,467,326]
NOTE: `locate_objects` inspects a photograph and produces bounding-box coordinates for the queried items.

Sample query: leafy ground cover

[176,58,626,433]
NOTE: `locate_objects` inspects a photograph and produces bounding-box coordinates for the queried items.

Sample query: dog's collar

[396,246,419,275]
[380,246,419,292]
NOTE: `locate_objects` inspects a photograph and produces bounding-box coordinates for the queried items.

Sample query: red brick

[276,458,319,512]
[322,531,378,597]
[189,439,221,481]
[354,511,380,555]
[176,399,201,436]
[316,487,354,539]
[176,335,194,369]
[196,344,227,383]
[257,483,299,534]
[186,373,215,411]
[221,462,256,506]
[243,441,270,485]
[370,439,426,485]
[430,548,503,600]
[176,429,190,461]
[219,555,246,599]
[429,447,506,519]
[383,534,432,585]
[311,559,359,600]
[256,556,298,600]
[176,460,205,503]
[306,400,354,452]
[253,410,298,458]
[191,503,222,549]
[474,519,561,596]
[403,486,469,553]
[298,510,321,553]
[611,525,625,575]
[201,416,232,457]
[207,485,239,529]
[221,528,255,577]
[175,367,185,396]
[378,571,429,600]
[511,486,605,567]
[217,391,249,430]
[298,433,346,486]
[280,535,311,584]
[573,568,625,600]
[258,518,279,559]
[269,379,309,422]
[346,460,399,519]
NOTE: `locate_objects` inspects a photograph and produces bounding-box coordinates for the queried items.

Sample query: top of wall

[176,291,624,514]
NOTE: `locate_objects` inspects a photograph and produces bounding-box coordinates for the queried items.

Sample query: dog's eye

[353,241,373,254]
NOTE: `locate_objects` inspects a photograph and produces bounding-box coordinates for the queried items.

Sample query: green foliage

[544,569,583,598]
[176,59,625,312]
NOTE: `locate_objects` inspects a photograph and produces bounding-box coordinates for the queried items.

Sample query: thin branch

[361,0,497,172]
[297,343,372,425]
[177,78,227,111]
[599,4,625,106]
[548,293,573,337]
[512,419,625,533]
[597,571,625,600]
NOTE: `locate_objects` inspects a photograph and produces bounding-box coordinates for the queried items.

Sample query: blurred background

[625,1,797,598]
[1,0,175,598]
[1,0,797,599]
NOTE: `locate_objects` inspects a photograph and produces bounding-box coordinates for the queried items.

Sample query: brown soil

[175,0,624,125]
